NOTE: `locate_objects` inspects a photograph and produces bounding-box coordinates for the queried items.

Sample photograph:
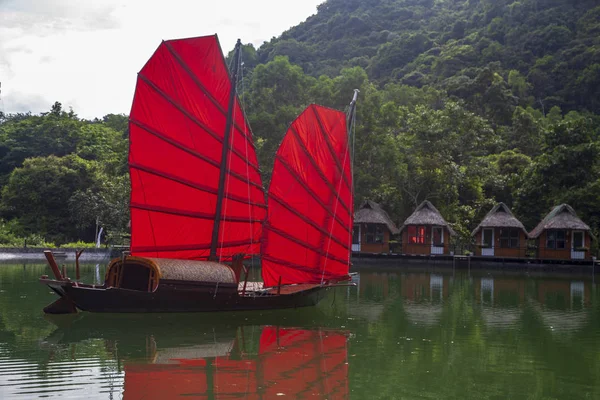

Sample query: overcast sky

[0,0,324,119]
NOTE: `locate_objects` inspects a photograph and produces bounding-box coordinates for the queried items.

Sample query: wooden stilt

[242,266,249,296]
[75,249,84,281]
[44,250,63,280]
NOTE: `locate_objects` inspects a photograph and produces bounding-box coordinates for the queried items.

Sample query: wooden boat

[40,34,358,314]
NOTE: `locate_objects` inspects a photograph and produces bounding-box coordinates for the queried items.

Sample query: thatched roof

[399,200,456,236]
[108,257,237,285]
[529,204,591,239]
[354,200,399,234]
[471,203,529,237]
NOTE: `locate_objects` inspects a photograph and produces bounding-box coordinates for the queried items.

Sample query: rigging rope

[321,97,357,284]
[239,49,256,269]
[219,43,257,263]
[218,46,239,261]
[320,128,351,285]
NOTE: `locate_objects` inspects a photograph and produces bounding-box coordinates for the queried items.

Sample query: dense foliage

[0,0,598,246]
[258,0,600,116]
[241,0,600,241]
[0,104,129,245]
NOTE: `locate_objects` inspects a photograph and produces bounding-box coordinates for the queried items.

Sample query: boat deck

[238,281,264,291]
[238,282,322,295]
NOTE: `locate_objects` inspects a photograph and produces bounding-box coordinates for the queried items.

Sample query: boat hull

[41,279,333,313]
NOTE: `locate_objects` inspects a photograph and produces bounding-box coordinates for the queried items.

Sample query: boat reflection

[43,315,349,400]
[124,327,348,399]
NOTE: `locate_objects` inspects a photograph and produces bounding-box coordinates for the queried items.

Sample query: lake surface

[0,260,598,399]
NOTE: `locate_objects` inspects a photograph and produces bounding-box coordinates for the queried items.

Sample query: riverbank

[0,248,113,261]
[351,254,599,276]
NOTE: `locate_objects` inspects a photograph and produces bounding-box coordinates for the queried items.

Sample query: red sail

[129,35,266,260]
[261,105,353,287]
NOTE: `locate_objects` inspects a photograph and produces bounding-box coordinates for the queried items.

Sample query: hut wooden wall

[401,226,451,255]
[537,231,591,260]
[359,224,391,253]
[473,229,528,258]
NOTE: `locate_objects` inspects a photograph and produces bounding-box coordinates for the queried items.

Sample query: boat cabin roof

[106,257,237,292]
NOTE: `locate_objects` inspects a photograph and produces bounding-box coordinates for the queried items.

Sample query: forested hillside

[0,0,598,247]
[258,0,600,115]
[241,0,600,241]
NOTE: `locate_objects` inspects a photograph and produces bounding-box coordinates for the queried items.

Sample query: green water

[0,260,598,399]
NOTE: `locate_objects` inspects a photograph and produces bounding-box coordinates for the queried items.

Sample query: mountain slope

[257,0,600,114]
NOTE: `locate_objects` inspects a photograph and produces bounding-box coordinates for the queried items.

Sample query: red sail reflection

[123,327,349,399]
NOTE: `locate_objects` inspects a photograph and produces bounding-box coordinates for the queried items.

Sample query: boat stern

[40,277,78,314]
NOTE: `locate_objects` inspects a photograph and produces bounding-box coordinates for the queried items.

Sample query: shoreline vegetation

[0,0,598,252]
[0,249,111,261]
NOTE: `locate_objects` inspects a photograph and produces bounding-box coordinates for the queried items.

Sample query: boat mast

[346,89,359,146]
[346,89,359,178]
[210,39,243,261]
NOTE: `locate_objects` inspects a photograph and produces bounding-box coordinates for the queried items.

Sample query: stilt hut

[529,204,594,261]
[471,203,529,258]
[399,201,456,255]
[353,201,399,254]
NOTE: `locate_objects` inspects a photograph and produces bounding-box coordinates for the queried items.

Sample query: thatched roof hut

[529,204,592,239]
[399,200,456,235]
[354,200,399,234]
[471,203,529,237]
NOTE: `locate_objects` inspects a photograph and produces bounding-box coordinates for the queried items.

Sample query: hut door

[571,231,585,260]
[431,227,444,255]
[482,229,494,256]
[352,224,361,252]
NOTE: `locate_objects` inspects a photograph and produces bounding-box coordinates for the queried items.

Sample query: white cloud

[0,0,324,118]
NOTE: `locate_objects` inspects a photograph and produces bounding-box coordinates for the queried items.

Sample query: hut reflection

[374,271,597,332]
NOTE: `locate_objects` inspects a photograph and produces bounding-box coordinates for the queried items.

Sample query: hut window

[547,230,566,249]
[408,225,426,244]
[366,224,384,243]
[500,229,519,248]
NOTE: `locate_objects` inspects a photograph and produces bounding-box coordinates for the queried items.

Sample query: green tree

[0,155,99,243]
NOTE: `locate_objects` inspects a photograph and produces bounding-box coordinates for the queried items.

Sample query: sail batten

[261,104,353,287]
[267,194,349,248]
[275,155,351,235]
[288,125,353,219]
[132,238,257,253]
[265,225,351,265]
[130,163,265,208]
[164,41,257,153]
[137,73,261,174]
[131,119,263,192]
[129,35,266,260]
[262,255,346,281]
[131,203,264,223]
[311,107,352,193]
